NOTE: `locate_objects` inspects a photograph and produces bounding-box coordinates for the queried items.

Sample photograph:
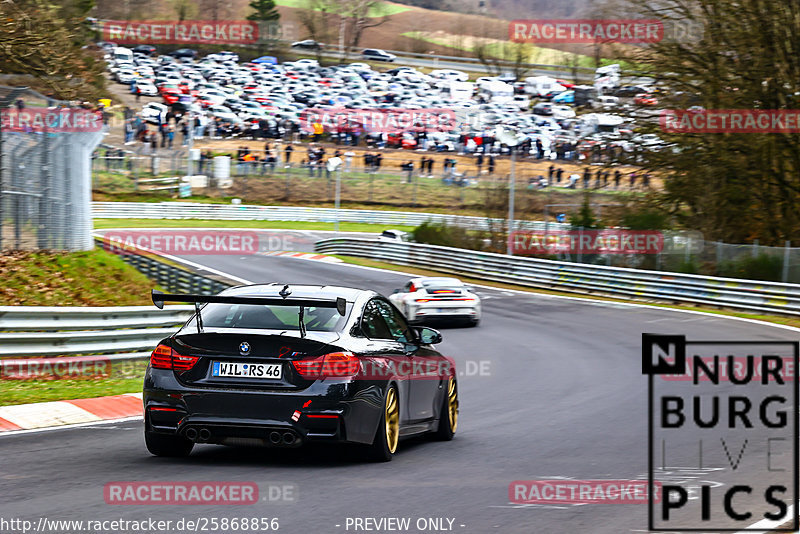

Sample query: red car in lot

[634,93,658,106]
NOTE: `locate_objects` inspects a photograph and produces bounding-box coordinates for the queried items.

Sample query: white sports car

[388,277,481,327]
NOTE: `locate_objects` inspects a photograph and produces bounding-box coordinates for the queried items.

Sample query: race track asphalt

[2,235,797,533]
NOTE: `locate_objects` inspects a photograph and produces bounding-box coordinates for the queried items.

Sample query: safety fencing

[314,237,800,316]
[0,86,104,251]
[92,201,561,231]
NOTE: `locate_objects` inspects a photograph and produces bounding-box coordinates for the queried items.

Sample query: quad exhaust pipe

[185,427,299,446]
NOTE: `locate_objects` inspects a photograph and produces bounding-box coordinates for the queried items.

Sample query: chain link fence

[0,86,104,251]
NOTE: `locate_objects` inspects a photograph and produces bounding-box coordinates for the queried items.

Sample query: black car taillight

[150,344,199,372]
[293,352,359,379]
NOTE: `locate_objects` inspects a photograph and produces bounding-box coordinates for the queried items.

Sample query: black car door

[360,300,411,423]
[374,300,441,423]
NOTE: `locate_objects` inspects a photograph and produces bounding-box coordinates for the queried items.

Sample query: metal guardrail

[92,201,564,231]
[0,306,193,364]
[314,238,800,316]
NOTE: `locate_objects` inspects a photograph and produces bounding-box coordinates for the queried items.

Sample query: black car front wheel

[367,385,400,462]
[145,431,194,457]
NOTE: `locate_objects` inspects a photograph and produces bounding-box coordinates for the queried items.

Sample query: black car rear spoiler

[151,290,347,316]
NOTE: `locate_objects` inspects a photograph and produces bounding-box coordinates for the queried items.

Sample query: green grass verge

[0,362,147,407]
[94,218,417,232]
[330,254,800,330]
[0,249,159,306]
[275,0,410,16]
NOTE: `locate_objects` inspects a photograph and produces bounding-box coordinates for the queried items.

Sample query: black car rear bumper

[144,369,387,446]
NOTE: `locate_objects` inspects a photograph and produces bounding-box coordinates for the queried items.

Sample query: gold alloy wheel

[447,378,459,433]
[385,387,399,454]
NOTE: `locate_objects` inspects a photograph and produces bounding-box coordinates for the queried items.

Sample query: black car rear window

[187,303,351,332]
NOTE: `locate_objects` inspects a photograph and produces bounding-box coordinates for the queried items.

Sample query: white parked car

[597,95,620,110]
[512,95,531,110]
[136,80,158,96]
[208,105,242,124]
[551,105,576,119]
[348,62,372,72]
[388,277,481,326]
[430,69,469,82]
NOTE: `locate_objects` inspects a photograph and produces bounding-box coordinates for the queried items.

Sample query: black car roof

[221,284,369,303]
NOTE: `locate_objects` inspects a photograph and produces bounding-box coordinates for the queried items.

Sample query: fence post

[783,240,791,283]
[284,163,290,199]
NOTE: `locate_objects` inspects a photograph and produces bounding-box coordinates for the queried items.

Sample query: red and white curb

[259,251,342,263]
[0,393,143,432]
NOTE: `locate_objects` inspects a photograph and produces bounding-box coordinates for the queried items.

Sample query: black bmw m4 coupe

[143,284,458,462]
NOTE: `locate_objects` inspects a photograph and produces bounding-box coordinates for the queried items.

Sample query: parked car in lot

[388,277,481,327]
[362,48,397,62]
[633,93,658,106]
[136,80,158,96]
[552,90,575,104]
[533,102,553,115]
[169,48,197,59]
[597,95,620,109]
[133,45,157,56]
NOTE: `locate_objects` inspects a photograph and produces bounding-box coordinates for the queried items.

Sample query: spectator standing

[284,144,293,167]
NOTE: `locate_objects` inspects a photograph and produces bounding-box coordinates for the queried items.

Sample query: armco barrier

[0,306,193,365]
[91,201,563,231]
[314,237,800,316]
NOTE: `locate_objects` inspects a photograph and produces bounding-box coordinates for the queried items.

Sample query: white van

[479,80,514,104]
[449,81,475,101]
[524,76,567,97]
[113,47,134,63]
[594,64,620,94]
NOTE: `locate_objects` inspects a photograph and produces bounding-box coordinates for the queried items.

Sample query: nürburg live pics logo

[642,333,798,531]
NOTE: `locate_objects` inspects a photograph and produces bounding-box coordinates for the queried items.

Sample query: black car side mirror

[413,326,442,345]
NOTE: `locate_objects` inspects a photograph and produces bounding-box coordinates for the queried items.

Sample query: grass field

[94,218,417,232]
[275,0,410,17]
[0,249,159,306]
[0,361,147,407]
